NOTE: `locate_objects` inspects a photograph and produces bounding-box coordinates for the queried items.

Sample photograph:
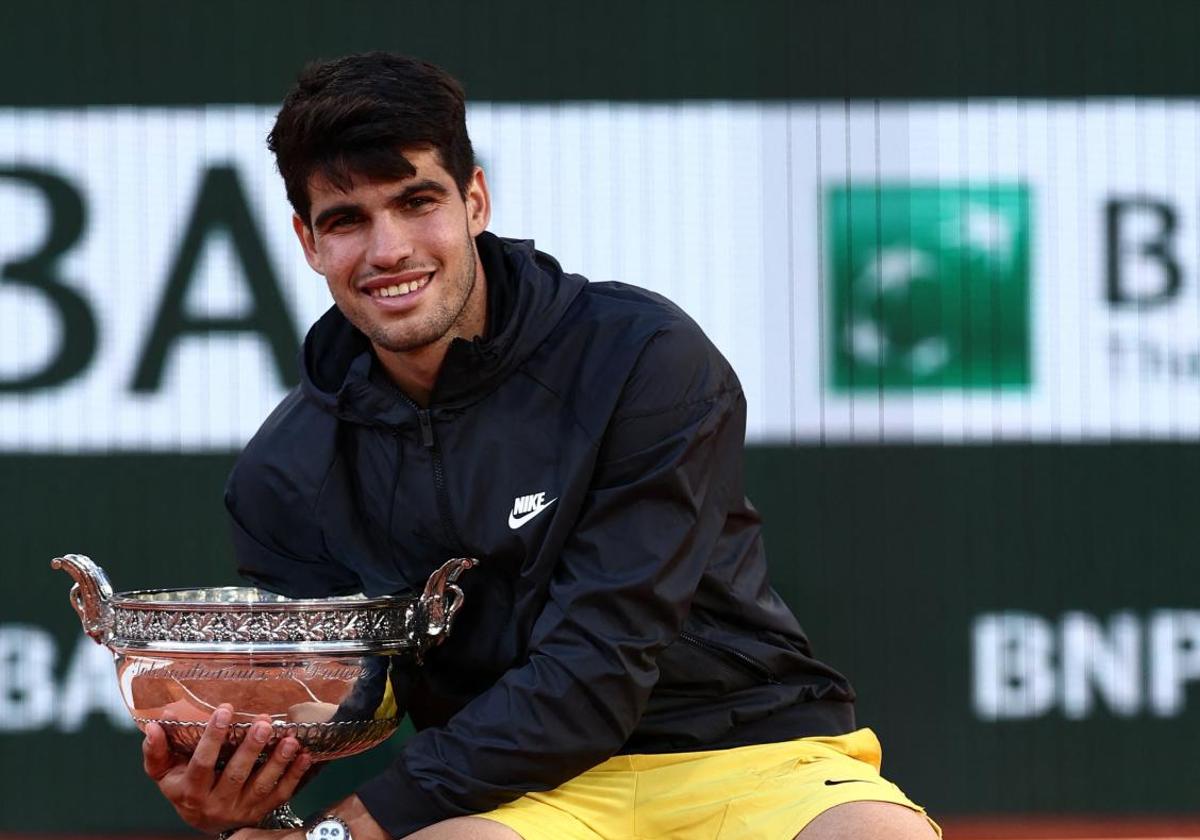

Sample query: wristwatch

[307,815,352,840]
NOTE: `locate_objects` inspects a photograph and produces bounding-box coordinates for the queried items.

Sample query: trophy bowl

[51,553,476,827]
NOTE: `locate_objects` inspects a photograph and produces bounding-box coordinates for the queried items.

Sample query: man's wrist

[217,801,309,839]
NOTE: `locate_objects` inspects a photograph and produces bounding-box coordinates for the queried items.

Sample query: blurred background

[3,0,1200,836]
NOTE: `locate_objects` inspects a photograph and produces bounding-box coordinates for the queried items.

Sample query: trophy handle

[412,557,477,658]
[50,554,115,645]
[259,803,304,829]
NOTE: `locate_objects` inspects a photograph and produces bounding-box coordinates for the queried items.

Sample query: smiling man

[139,52,940,840]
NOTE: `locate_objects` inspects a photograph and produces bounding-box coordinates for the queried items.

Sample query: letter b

[1106,198,1182,308]
[972,612,1057,720]
[0,625,57,731]
[0,168,97,391]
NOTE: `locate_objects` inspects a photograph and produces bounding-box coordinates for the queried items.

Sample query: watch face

[308,818,348,840]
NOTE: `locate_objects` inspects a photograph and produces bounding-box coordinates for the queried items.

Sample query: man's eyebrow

[392,179,451,203]
[313,202,361,230]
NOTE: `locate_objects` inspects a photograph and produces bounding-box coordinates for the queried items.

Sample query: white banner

[3,101,1200,450]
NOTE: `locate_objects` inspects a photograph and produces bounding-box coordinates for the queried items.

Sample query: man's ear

[293,213,324,274]
[466,166,491,237]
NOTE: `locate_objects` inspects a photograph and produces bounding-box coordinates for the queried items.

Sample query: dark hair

[268,51,476,223]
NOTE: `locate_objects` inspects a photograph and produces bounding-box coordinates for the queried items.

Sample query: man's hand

[142,703,313,832]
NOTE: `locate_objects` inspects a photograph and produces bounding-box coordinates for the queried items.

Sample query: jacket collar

[299,232,586,424]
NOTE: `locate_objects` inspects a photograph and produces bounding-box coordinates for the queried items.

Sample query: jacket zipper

[679,631,780,685]
[392,389,465,550]
[416,407,465,549]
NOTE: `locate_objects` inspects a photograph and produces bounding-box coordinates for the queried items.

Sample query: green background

[4,0,1200,831]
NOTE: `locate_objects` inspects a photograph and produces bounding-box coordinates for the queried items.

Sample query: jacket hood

[299,232,586,424]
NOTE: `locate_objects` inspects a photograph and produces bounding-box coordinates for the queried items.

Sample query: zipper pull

[417,409,434,448]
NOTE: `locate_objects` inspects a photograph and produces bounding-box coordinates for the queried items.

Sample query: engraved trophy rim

[53,554,478,656]
[104,586,419,655]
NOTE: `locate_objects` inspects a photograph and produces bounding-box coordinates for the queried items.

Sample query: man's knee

[403,816,524,839]
[795,801,939,840]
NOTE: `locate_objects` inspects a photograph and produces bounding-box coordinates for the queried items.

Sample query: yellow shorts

[477,728,938,840]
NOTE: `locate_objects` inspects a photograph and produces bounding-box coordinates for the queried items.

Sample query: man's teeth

[371,275,431,297]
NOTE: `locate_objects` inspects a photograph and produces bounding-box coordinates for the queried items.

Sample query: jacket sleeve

[227,506,363,598]
[356,323,747,835]
[224,422,364,599]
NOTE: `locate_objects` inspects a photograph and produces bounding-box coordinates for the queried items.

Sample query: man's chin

[369,330,441,356]
[347,314,433,355]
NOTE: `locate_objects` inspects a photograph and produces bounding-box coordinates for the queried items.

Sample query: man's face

[294,148,491,356]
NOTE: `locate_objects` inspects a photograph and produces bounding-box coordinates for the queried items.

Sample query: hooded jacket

[225,232,855,836]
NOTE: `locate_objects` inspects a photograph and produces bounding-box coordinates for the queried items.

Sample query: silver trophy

[52,553,476,828]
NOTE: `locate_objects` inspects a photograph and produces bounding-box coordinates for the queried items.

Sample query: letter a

[131,165,300,392]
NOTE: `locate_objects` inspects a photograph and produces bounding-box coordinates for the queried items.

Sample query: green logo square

[827,184,1032,391]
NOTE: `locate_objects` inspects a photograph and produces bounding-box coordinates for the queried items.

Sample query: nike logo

[824,779,876,786]
[508,492,557,530]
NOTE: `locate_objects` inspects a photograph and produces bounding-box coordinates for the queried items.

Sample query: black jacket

[225,232,855,836]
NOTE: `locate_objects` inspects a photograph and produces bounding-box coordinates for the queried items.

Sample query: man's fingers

[262,741,312,807]
[142,721,176,781]
[213,717,272,798]
[183,704,233,787]
[248,734,301,799]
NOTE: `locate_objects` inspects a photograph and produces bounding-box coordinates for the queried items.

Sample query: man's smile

[361,271,435,305]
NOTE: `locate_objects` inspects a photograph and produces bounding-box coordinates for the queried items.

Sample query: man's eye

[407,196,433,210]
[324,215,359,231]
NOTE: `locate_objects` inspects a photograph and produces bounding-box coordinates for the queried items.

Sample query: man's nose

[366,214,414,269]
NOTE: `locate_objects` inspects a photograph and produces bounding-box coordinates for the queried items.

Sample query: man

[141,52,939,840]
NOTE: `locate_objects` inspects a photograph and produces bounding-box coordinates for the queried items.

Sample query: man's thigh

[401,802,937,840]
[795,801,939,840]
[404,816,525,839]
